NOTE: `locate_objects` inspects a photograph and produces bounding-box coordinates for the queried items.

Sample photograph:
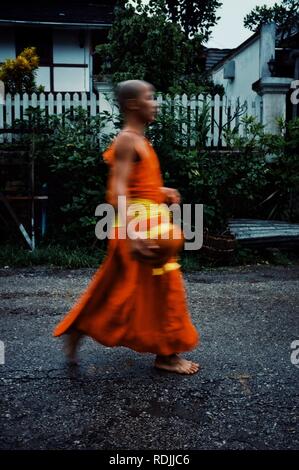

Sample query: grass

[0,243,298,270]
[0,243,105,269]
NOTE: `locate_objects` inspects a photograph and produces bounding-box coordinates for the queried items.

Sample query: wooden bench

[228,219,299,248]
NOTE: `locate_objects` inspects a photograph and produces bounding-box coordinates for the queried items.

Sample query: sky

[206,0,278,48]
[138,0,279,49]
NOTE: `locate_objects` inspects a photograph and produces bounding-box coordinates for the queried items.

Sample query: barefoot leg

[64,329,83,365]
[154,354,200,375]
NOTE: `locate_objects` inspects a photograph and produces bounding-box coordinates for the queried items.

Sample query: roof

[204,48,232,70]
[210,31,259,72]
[0,1,116,28]
[210,25,299,73]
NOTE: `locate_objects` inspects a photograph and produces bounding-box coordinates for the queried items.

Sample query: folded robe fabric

[53,135,199,355]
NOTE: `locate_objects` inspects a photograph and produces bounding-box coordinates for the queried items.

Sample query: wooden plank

[39,93,46,113]
[228,218,299,246]
[230,223,299,229]
[81,92,88,110]
[22,93,29,120]
[31,92,38,108]
[56,92,63,114]
[221,96,228,147]
[213,93,220,147]
[90,92,97,116]
[207,95,213,147]
[14,93,21,120]
[181,93,188,143]
[233,232,299,239]
[65,92,71,112]
[230,228,299,234]
[229,97,238,133]
[5,93,12,127]
[189,94,196,147]
[239,99,247,137]
[48,93,54,115]
[5,94,12,142]
[73,92,79,110]
[229,219,293,225]
[173,94,181,144]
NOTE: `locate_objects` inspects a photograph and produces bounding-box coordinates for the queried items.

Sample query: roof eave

[0,19,112,29]
[210,31,260,73]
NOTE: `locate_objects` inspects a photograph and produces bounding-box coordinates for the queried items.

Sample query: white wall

[53,29,87,64]
[54,67,89,92]
[36,67,51,91]
[0,27,91,92]
[52,29,90,91]
[212,36,260,103]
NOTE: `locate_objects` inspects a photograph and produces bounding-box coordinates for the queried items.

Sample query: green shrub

[12,106,116,246]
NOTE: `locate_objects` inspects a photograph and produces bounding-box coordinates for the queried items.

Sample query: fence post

[189,94,196,148]
[99,91,116,143]
[39,93,46,114]
[56,92,63,114]
[0,90,257,146]
[213,94,220,147]
[206,95,213,147]
[65,92,71,113]
[48,93,54,115]
[90,92,97,116]
[5,93,12,142]
[81,92,88,110]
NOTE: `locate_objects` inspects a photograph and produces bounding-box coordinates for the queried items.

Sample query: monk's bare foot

[154,354,200,375]
[64,330,83,365]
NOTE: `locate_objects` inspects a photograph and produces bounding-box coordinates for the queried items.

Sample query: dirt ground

[0,265,298,450]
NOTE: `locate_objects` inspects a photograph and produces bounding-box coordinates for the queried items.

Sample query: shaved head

[115,79,155,113]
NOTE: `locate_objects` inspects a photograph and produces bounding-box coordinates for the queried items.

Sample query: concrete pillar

[252,23,294,133]
[253,77,293,133]
[259,22,276,79]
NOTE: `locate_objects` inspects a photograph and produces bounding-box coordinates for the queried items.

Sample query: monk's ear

[126,98,139,111]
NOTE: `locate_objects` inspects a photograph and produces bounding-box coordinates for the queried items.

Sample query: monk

[53,79,200,374]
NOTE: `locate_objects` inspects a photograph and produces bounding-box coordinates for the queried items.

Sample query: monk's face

[134,84,158,123]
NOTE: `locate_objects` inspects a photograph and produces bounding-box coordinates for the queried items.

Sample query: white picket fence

[0,91,262,147]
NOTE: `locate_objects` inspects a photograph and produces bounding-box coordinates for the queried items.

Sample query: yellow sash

[112,198,180,276]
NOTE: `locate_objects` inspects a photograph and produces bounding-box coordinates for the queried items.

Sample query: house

[204,47,232,71]
[209,23,299,133]
[0,1,116,93]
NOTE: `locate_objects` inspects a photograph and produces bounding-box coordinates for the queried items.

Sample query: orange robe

[53,135,199,355]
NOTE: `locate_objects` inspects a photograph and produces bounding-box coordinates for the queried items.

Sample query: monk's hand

[129,237,160,261]
[161,187,181,204]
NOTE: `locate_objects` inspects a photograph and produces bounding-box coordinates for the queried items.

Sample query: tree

[96,0,222,95]
[244,0,299,42]
[0,47,44,94]
[162,0,222,41]
[96,2,185,93]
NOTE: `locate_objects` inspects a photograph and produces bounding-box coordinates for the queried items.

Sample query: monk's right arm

[113,133,135,225]
[113,134,159,259]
